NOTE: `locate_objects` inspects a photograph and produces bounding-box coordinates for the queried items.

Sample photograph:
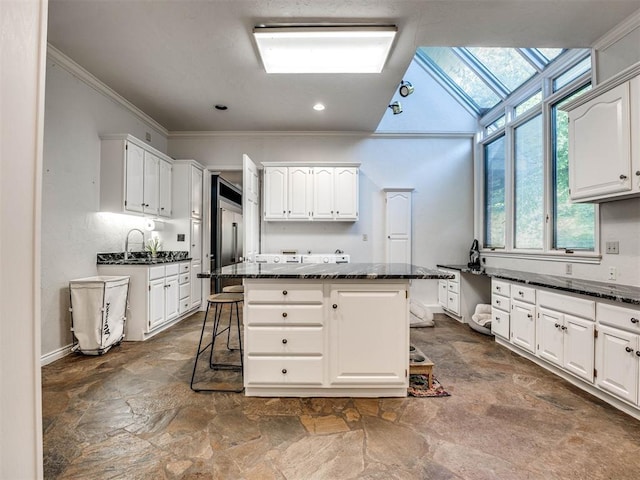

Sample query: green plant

[145,237,162,256]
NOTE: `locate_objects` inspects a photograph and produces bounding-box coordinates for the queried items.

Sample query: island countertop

[199,262,453,280]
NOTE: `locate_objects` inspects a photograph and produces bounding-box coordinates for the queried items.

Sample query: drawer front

[447,291,460,314]
[447,281,460,294]
[537,290,595,320]
[246,283,323,304]
[179,283,190,300]
[245,304,324,326]
[179,273,190,284]
[492,294,510,312]
[180,262,190,273]
[492,280,510,296]
[247,327,323,355]
[511,285,536,304]
[149,265,165,281]
[165,263,180,276]
[597,302,640,333]
[491,308,510,339]
[179,298,191,314]
[245,357,324,385]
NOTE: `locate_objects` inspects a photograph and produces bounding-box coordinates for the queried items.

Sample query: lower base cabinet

[596,324,639,404]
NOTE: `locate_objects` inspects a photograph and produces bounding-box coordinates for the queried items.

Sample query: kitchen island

[206,263,451,397]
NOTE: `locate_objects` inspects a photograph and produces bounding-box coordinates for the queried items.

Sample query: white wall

[41,53,169,359]
[1,1,47,477]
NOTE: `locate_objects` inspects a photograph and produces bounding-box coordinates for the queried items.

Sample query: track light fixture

[388,101,402,114]
[399,80,414,97]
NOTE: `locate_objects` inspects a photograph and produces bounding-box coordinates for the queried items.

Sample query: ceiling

[47,0,640,133]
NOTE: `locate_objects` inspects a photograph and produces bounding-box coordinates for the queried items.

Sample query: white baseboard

[41,343,73,366]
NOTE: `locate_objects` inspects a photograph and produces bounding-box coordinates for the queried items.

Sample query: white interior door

[243,154,260,262]
[385,189,412,264]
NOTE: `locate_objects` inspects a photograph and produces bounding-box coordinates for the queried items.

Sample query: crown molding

[47,44,168,136]
[168,130,474,139]
[593,8,640,51]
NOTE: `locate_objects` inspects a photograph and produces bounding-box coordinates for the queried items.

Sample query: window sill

[481,250,601,264]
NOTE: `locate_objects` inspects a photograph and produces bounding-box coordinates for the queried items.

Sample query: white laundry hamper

[69,276,130,355]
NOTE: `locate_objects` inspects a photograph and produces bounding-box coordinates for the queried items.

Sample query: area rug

[408,374,451,397]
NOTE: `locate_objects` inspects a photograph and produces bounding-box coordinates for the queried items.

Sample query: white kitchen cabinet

[329,283,407,386]
[190,219,201,262]
[190,166,203,219]
[439,269,461,318]
[178,263,191,315]
[100,134,173,217]
[263,166,288,220]
[288,166,312,219]
[511,299,536,353]
[384,189,412,264]
[437,280,448,310]
[596,324,638,404]
[158,159,172,218]
[333,167,359,220]
[567,75,640,202]
[312,167,334,219]
[148,277,166,329]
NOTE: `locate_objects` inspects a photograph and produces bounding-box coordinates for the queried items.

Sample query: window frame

[477,50,600,263]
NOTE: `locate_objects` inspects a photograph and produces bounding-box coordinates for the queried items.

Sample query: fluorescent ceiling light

[253,26,397,73]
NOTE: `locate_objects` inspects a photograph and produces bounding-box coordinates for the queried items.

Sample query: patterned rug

[408,374,451,397]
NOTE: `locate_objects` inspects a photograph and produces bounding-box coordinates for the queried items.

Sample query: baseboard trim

[41,343,73,366]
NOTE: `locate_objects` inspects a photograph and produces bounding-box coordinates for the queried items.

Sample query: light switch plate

[605,241,619,254]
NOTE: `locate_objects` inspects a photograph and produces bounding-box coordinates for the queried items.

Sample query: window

[514,115,544,249]
[515,91,542,117]
[552,86,595,250]
[485,115,505,135]
[553,57,591,92]
[484,136,506,248]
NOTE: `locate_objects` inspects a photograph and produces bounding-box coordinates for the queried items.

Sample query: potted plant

[145,237,162,259]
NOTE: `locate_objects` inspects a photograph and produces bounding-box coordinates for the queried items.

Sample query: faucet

[124,228,145,260]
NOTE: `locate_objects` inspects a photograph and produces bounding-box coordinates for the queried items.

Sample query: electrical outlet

[608,267,617,281]
[177,234,185,242]
[605,241,619,254]
[565,263,572,275]
[362,234,368,241]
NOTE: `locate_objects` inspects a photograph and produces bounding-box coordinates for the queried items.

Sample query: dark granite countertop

[198,263,453,280]
[97,251,191,265]
[437,264,640,305]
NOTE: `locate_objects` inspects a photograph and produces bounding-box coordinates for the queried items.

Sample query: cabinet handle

[495,317,499,321]
[636,351,640,357]
[160,207,165,211]
[282,312,288,318]
[336,211,339,214]
[631,318,639,324]
[282,290,288,295]
[620,174,628,180]
[496,286,501,291]
[527,314,533,318]
[282,339,288,344]
[281,368,287,374]
[495,299,501,305]
[626,346,633,353]
[554,323,560,328]
[635,171,640,176]
[561,325,567,331]
[288,210,291,214]
[331,210,334,214]
[518,291,524,296]
[332,304,338,309]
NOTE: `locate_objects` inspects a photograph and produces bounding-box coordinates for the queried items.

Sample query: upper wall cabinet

[100,134,173,218]
[567,74,640,202]
[263,163,359,222]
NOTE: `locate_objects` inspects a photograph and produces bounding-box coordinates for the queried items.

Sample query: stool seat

[208,292,243,303]
[222,285,244,294]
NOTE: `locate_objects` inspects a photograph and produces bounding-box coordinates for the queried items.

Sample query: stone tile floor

[43,312,640,479]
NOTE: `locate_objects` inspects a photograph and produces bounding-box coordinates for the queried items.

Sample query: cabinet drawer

[179,283,190,300]
[511,285,536,304]
[492,294,510,312]
[491,308,510,339]
[246,283,323,304]
[165,263,180,276]
[149,266,165,281]
[447,291,460,314]
[245,304,324,326]
[179,298,191,314]
[597,302,640,333]
[247,327,323,355]
[180,262,190,273]
[179,273,190,284]
[537,290,595,320]
[447,281,460,294]
[492,280,510,296]
[245,357,323,385]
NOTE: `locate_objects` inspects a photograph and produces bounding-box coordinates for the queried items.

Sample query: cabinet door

[242,154,260,262]
[596,325,638,404]
[491,308,510,339]
[312,167,334,219]
[124,141,145,213]
[191,261,202,308]
[329,285,407,385]
[264,167,287,220]
[190,219,201,262]
[333,167,358,219]
[511,300,536,353]
[288,167,311,219]
[563,314,595,382]
[569,82,632,201]
[148,278,165,330]
[143,151,159,215]
[537,307,564,367]
[437,280,448,308]
[165,276,179,322]
[190,166,203,219]
[158,159,172,218]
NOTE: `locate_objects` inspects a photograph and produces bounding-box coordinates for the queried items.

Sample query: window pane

[553,86,595,250]
[536,48,563,62]
[514,115,544,249]
[515,90,542,117]
[554,56,591,91]
[485,115,506,135]
[484,136,506,248]
[418,47,501,110]
[466,47,536,92]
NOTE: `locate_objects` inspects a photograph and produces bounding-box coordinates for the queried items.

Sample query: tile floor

[42,312,640,479]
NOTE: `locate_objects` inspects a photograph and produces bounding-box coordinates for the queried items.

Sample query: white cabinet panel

[491,308,510,339]
[247,327,323,355]
[245,357,324,385]
[437,280,448,308]
[190,220,201,262]
[164,275,179,322]
[312,167,335,219]
[143,151,159,216]
[125,142,145,214]
[564,314,595,382]
[511,300,536,353]
[287,167,312,219]
[264,166,287,220]
[190,261,202,308]
[190,166,203,219]
[538,307,564,367]
[158,159,172,218]
[596,324,638,404]
[242,154,260,262]
[334,167,358,220]
[148,278,166,330]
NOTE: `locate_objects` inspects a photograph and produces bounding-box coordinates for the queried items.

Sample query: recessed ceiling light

[313,103,325,111]
[253,25,397,74]
[214,104,228,111]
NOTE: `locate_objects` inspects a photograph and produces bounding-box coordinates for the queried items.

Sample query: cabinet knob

[160,207,165,211]
[282,338,288,344]
[281,368,287,374]
[561,325,567,331]
[332,304,338,309]
[518,291,524,296]
[496,300,501,305]
[635,171,640,176]
[620,174,628,180]
[626,346,633,353]
[527,314,533,319]
[631,318,639,324]
[336,211,339,214]
[496,286,501,291]
[282,312,288,318]
[554,323,561,328]
[288,210,291,214]
[282,290,287,295]
[636,351,640,357]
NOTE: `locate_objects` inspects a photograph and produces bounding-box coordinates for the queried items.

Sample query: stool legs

[190,299,243,393]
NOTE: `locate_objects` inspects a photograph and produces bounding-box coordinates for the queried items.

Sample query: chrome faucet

[124,228,145,260]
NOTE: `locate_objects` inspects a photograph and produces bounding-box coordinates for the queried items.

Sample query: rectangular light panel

[253,26,397,74]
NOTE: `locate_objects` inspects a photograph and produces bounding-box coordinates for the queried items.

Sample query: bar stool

[222,284,244,293]
[190,292,244,392]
